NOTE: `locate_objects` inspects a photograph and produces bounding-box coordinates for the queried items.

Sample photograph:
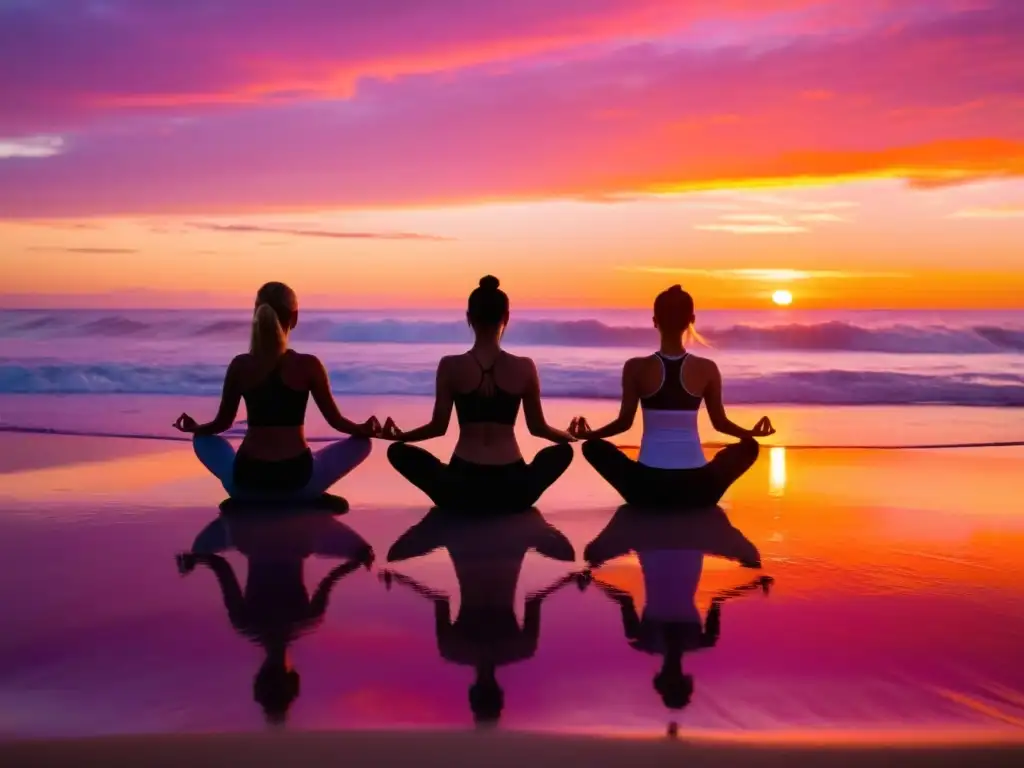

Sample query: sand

[1,396,1023,761]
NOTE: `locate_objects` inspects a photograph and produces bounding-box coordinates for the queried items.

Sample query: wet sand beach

[1,395,1023,763]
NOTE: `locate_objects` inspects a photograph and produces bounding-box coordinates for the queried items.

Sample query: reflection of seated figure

[584,505,771,715]
[382,507,581,725]
[178,511,374,724]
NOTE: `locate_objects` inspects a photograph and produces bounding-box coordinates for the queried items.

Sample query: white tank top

[638,550,703,623]
[637,353,707,469]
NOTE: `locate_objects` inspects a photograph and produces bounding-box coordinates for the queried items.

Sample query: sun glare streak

[769,446,787,497]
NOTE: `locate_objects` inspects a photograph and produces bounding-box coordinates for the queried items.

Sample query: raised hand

[380,417,404,441]
[748,416,776,438]
[172,413,199,433]
[175,552,197,575]
[353,415,382,438]
[568,416,592,440]
[356,544,376,569]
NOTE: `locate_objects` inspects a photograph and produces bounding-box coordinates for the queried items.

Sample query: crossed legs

[193,435,371,499]
[387,442,573,511]
[581,438,759,508]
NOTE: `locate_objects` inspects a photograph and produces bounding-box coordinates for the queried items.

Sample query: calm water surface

[2,434,1023,742]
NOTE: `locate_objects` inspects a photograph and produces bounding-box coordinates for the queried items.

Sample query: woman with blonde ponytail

[173,282,381,501]
[568,285,775,508]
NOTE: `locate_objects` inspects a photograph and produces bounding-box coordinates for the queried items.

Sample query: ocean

[2,308,1022,407]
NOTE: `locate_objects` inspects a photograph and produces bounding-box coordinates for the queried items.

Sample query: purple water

[1,308,1023,406]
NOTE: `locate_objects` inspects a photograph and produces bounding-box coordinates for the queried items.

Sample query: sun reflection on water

[769,446,787,497]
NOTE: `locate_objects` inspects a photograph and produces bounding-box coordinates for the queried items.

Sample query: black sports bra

[453,353,522,426]
[243,354,310,427]
[641,352,702,412]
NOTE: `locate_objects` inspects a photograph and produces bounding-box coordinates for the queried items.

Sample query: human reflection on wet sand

[177,509,374,724]
[584,505,772,730]
[381,508,584,726]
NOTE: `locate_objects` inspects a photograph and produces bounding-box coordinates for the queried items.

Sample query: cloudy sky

[1,0,1022,308]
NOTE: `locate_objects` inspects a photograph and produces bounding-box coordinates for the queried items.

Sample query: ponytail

[684,323,711,348]
[251,303,287,357]
[249,281,297,357]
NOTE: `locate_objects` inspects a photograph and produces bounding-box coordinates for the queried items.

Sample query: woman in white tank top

[569,286,776,508]
[584,505,773,714]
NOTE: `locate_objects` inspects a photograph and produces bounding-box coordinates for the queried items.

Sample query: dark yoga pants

[582,438,759,508]
[387,442,573,512]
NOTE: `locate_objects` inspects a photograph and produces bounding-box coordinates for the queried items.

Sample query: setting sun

[772,289,794,306]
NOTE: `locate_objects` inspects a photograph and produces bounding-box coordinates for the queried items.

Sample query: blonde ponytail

[249,281,297,357]
[251,303,287,357]
[684,322,711,348]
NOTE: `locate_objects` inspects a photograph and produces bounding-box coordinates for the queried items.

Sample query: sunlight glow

[772,289,794,306]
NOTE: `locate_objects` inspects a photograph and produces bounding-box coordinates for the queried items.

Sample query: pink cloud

[0,0,998,133]
[0,0,1020,216]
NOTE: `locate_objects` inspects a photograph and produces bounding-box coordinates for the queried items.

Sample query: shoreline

[3,731,1023,768]
[1,424,1022,451]
[2,392,1024,408]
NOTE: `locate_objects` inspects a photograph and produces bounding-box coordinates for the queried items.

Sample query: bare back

[443,350,536,465]
[230,351,318,461]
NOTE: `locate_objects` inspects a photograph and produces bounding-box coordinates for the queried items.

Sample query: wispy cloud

[189,223,453,241]
[694,223,808,235]
[619,267,908,281]
[950,205,1024,220]
[0,135,65,159]
[697,206,850,234]
[28,246,138,254]
[720,213,791,225]
[719,194,861,212]
[795,212,847,223]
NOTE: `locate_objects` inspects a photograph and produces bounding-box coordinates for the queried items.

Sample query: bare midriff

[452,423,523,465]
[238,426,309,461]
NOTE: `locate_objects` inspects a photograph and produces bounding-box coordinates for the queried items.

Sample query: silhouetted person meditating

[382,276,574,511]
[584,505,771,717]
[173,282,380,501]
[381,507,582,724]
[178,511,374,723]
[569,285,775,508]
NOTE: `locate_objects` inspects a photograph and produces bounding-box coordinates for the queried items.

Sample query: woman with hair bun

[382,276,574,512]
[570,285,774,508]
[173,282,380,500]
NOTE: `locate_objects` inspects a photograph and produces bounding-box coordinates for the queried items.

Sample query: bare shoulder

[685,353,719,373]
[437,354,460,371]
[502,350,534,366]
[228,353,255,372]
[623,355,656,376]
[293,351,325,372]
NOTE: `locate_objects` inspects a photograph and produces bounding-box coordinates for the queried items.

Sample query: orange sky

[2,1,1022,309]
[3,179,1023,309]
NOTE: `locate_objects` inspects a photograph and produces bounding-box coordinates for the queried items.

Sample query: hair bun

[668,284,683,293]
[479,275,501,291]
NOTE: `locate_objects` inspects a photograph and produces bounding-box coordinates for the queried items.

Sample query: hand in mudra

[172,413,198,433]
[568,416,592,440]
[749,416,776,438]
[380,417,403,441]
[354,416,382,438]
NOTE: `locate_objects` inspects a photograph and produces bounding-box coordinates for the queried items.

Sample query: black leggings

[582,438,759,508]
[387,442,573,512]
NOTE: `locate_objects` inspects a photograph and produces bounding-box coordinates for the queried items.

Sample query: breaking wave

[1,362,1022,406]
[2,312,1023,353]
